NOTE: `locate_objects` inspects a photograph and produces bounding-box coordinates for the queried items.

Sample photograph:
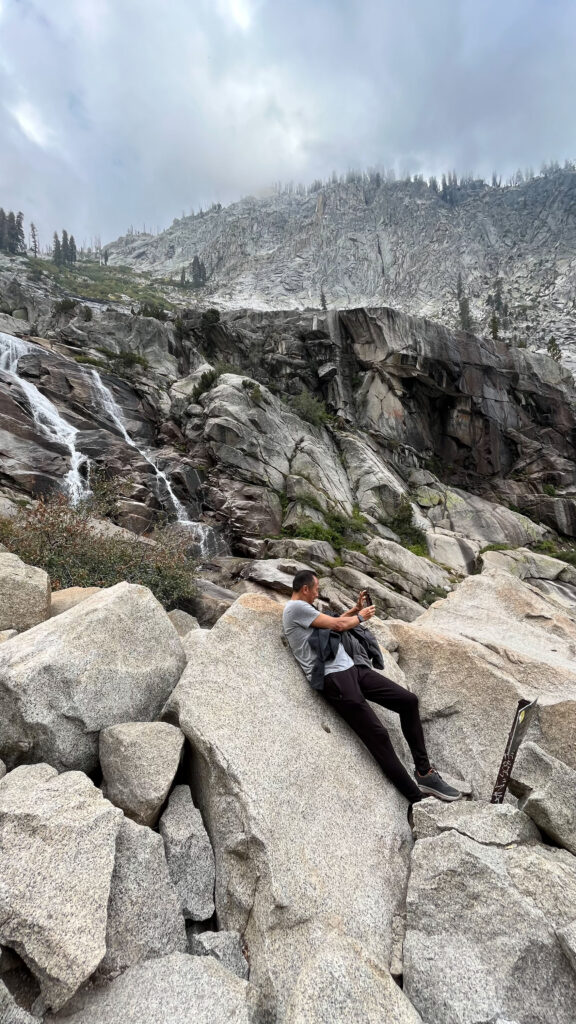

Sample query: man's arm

[310,605,376,632]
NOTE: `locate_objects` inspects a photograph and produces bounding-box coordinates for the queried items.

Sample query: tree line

[52,230,77,266]
[0,209,28,255]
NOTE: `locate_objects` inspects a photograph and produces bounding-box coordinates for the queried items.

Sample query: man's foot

[414,767,462,802]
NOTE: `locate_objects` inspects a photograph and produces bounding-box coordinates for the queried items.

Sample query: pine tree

[30,222,39,257]
[6,212,18,254]
[52,231,62,265]
[547,336,562,362]
[69,235,77,263]
[0,209,6,252]
[320,288,327,311]
[456,272,463,300]
[61,230,70,265]
[459,296,473,332]
[199,260,207,285]
[180,267,186,287]
[15,212,25,253]
[191,255,203,287]
[103,250,109,265]
[490,313,499,340]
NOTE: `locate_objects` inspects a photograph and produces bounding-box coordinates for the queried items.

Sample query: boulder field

[0,548,575,1022]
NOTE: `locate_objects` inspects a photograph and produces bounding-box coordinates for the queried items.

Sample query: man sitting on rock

[282,569,461,804]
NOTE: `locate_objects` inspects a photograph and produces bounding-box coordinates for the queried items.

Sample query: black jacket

[308,627,341,691]
[308,622,384,691]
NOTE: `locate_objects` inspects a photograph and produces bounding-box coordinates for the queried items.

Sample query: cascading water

[89,369,190,522]
[0,332,90,503]
[89,370,220,556]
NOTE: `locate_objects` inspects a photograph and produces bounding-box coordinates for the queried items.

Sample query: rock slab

[0,553,50,632]
[389,569,576,797]
[404,830,576,1024]
[0,582,186,772]
[99,817,187,977]
[510,741,576,855]
[164,593,412,1022]
[45,953,253,1023]
[100,722,184,827]
[159,785,215,922]
[0,764,121,1012]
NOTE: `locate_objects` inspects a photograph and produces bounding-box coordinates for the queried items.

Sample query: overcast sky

[1,0,575,248]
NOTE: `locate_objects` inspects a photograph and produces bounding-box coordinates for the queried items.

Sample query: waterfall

[0,331,224,556]
[0,332,90,503]
[89,370,221,557]
[89,369,191,523]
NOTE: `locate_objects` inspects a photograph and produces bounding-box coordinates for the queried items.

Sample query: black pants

[322,664,430,802]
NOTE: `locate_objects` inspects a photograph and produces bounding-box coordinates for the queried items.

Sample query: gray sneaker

[415,767,462,802]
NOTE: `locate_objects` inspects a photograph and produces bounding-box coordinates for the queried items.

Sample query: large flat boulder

[425,528,479,574]
[422,486,548,547]
[0,764,122,1012]
[388,569,576,797]
[163,594,413,1022]
[100,722,184,827]
[0,582,186,773]
[403,830,576,1024]
[99,817,186,977]
[510,741,576,855]
[45,954,253,1023]
[0,553,50,632]
[365,537,452,600]
[412,797,540,846]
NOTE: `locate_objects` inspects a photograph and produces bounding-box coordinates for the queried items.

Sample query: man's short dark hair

[292,570,317,593]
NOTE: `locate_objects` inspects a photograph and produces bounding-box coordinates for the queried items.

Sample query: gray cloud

[0,0,575,247]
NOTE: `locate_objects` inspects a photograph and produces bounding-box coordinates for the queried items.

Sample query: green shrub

[191,363,237,402]
[289,390,332,427]
[191,368,219,403]
[138,302,167,321]
[86,466,123,519]
[407,542,429,558]
[542,483,557,497]
[53,297,77,314]
[241,379,264,405]
[0,496,197,608]
[479,543,513,554]
[200,308,220,329]
[73,356,108,368]
[531,539,576,567]
[282,502,367,552]
[81,305,93,321]
[420,585,448,607]
[111,351,149,370]
[386,500,427,549]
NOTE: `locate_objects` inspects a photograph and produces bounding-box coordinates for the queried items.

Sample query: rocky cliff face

[2,259,576,606]
[2,276,576,524]
[106,169,576,358]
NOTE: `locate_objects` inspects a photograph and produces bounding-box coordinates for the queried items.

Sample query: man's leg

[354,665,431,775]
[323,667,422,803]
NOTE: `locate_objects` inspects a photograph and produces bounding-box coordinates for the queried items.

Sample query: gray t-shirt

[282,600,354,683]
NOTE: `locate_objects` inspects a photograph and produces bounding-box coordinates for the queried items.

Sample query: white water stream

[0,332,89,503]
[89,369,191,523]
[0,331,221,555]
[88,370,219,556]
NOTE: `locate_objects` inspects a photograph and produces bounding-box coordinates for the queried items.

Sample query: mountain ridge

[106,168,576,361]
